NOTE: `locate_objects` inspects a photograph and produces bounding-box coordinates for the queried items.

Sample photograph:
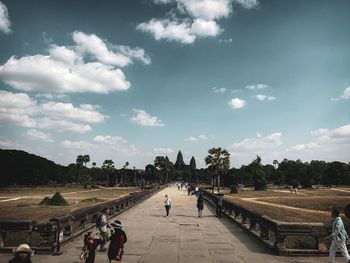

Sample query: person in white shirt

[164,194,172,216]
[328,209,350,263]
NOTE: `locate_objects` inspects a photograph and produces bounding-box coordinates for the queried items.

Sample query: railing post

[274,232,287,252]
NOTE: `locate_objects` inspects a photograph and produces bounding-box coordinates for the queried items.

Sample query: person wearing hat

[9,244,33,263]
[108,220,127,263]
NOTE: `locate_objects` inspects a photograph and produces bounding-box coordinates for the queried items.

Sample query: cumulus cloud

[186,134,208,142]
[245,83,269,90]
[137,18,222,44]
[229,132,282,152]
[27,129,54,142]
[332,87,350,101]
[178,0,232,20]
[0,1,11,34]
[255,94,276,101]
[228,98,246,109]
[0,91,106,133]
[130,109,165,127]
[0,31,151,94]
[286,124,350,162]
[139,0,257,44]
[212,87,226,93]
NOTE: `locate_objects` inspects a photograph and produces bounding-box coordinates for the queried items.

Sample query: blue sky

[0,0,349,168]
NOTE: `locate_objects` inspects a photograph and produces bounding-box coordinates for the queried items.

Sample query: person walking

[164,194,172,216]
[197,193,204,218]
[108,220,127,263]
[328,209,350,263]
[96,208,111,252]
[80,232,101,263]
[9,244,33,263]
[216,194,224,218]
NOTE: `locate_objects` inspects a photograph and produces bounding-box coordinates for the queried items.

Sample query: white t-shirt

[164,198,171,206]
[99,214,108,232]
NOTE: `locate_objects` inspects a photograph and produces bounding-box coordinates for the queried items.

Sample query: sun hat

[14,244,34,256]
[110,220,122,230]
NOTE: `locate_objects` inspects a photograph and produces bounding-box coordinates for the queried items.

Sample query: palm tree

[83,155,90,167]
[102,160,115,187]
[76,155,84,183]
[205,147,230,193]
[273,159,279,169]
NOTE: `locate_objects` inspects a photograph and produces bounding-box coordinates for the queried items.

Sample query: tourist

[164,194,172,216]
[96,207,111,252]
[108,220,127,263]
[216,194,224,218]
[197,193,204,218]
[195,185,199,196]
[187,185,192,196]
[328,209,350,263]
[80,232,101,263]
[9,244,33,263]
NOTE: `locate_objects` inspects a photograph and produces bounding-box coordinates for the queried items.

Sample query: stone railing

[0,185,165,254]
[201,189,345,256]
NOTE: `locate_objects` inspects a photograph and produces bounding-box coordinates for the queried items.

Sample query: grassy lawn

[0,186,140,222]
[224,187,350,224]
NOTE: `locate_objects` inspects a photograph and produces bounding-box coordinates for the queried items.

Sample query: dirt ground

[224,187,350,224]
[0,186,140,222]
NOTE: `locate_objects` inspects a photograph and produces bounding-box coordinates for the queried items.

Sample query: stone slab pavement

[0,185,343,263]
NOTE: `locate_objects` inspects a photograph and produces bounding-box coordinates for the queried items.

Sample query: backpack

[96,214,103,228]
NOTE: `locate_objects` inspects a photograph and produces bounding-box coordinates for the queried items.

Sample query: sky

[0,0,349,169]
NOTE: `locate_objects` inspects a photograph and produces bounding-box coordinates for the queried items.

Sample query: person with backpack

[96,208,111,252]
[108,220,127,263]
[328,209,350,263]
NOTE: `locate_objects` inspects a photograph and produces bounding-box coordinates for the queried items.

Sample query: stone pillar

[260,226,270,240]
[274,232,287,251]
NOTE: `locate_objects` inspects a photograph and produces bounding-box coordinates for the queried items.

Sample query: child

[80,232,101,263]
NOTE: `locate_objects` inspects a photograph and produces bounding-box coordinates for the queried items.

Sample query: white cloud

[245,83,269,90]
[286,124,350,162]
[341,87,350,99]
[27,129,54,142]
[0,91,37,128]
[179,0,232,20]
[229,132,282,152]
[0,138,29,151]
[234,0,259,9]
[73,31,131,67]
[115,46,152,65]
[255,94,276,101]
[130,109,165,127]
[61,140,93,150]
[190,18,222,37]
[228,98,246,109]
[0,91,105,133]
[212,87,226,93]
[137,19,196,44]
[153,147,174,154]
[0,31,151,94]
[0,1,11,34]
[186,134,208,142]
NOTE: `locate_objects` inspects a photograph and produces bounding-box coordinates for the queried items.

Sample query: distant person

[164,194,172,216]
[80,232,101,263]
[108,220,127,263]
[177,182,180,190]
[187,185,192,196]
[216,194,224,218]
[96,208,111,252]
[9,244,33,263]
[197,193,204,218]
[195,186,199,196]
[328,209,350,263]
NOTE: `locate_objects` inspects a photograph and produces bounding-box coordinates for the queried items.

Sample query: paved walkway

[0,186,342,263]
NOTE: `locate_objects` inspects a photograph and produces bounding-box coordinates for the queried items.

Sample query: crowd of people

[6,184,350,263]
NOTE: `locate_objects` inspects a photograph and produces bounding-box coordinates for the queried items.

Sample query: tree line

[1,148,349,189]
